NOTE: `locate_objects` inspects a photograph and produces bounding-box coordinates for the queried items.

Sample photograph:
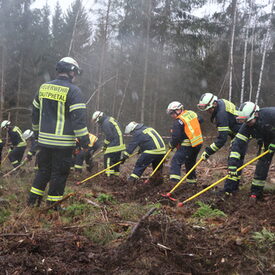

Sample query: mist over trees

[0,0,274,135]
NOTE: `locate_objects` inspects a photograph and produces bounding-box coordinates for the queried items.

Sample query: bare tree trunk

[15,54,23,124]
[117,67,133,121]
[228,0,238,101]
[0,45,6,121]
[255,0,274,104]
[249,20,256,101]
[140,0,152,123]
[96,0,111,111]
[240,5,251,104]
[68,2,81,56]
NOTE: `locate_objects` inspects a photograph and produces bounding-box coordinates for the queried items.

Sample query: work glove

[201,151,210,161]
[138,148,142,154]
[120,153,129,164]
[228,166,238,177]
[268,143,275,154]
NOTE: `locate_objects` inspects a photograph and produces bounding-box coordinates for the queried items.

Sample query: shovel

[177,150,269,207]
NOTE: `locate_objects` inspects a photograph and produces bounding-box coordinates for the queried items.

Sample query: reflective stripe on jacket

[8,126,27,147]
[88,133,98,147]
[100,116,125,154]
[125,125,166,155]
[32,76,89,148]
[177,110,203,147]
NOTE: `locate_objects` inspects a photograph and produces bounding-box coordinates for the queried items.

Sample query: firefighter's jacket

[99,116,125,154]
[206,99,241,155]
[32,76,89,148]
[170,110,203,148]
[8,126,26,148]
[228,107,275,168]
[125,125,166,156]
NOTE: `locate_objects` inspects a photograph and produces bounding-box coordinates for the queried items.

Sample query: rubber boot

[27,193,42,207]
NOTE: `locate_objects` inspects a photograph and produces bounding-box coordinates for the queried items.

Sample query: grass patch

[252,227,275,248]
[96,193,115,203]
[65,203,93,216]
[192,201,227,219]
[0,208,11,224]
[83,223,119,245]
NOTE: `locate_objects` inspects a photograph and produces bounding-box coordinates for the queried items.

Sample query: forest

[0,0,274,136]
[0,1,275,274]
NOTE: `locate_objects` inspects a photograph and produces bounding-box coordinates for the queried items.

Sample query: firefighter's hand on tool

[268,143,275,154]
[102,146,107,152]
[228,166,238,177]
[120,153,129,164]
[201,151,209,161]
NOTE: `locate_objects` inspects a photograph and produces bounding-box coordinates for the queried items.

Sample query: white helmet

[56,57,82,75]
[22,129,34,140]
[237,101,259,123]
[92,111,104,123]
[197,93,218,111]
[125,121,139,134]
[166,101,183,114]
[1,120,11,129]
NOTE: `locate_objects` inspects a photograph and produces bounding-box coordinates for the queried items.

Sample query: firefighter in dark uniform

[1,120,26,168]
[74,133,100,173]
[92,111,125,177]
[226,102,275,200]
[167,101,203,184]
[28,57,90,208]
[22,129,38,162]
[121,122,166,183]
[197,92,244,193]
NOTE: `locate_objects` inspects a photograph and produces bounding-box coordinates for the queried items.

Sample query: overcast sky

[31,0,272,17]
[31,0,94,13]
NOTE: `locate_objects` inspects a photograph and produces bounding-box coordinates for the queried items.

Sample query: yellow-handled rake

[161,157,203,201]
[177,150,269,207]
[75,152,138,186]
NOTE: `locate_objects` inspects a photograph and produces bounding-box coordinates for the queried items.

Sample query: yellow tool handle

[78,151,138,184]
[181,150,269,205]
[92,149,103,158]
[0,153,9,167]
[79,161,122,184]
[169,157,203,194]
[149,149,172,178]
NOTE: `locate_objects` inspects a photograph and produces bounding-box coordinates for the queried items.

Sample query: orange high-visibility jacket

[88,133,98,147]
[177,110,203,147]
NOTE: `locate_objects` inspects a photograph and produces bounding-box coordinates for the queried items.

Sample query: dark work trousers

[8,146,26,167]
[129,153,165,179]
[250,150,274,197]
[169,144,202,183]
[104,151,122,177]
[74,150,86,171]
[28,147,73,205]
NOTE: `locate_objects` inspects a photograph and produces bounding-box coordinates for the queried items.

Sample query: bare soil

[0,153,275,275]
